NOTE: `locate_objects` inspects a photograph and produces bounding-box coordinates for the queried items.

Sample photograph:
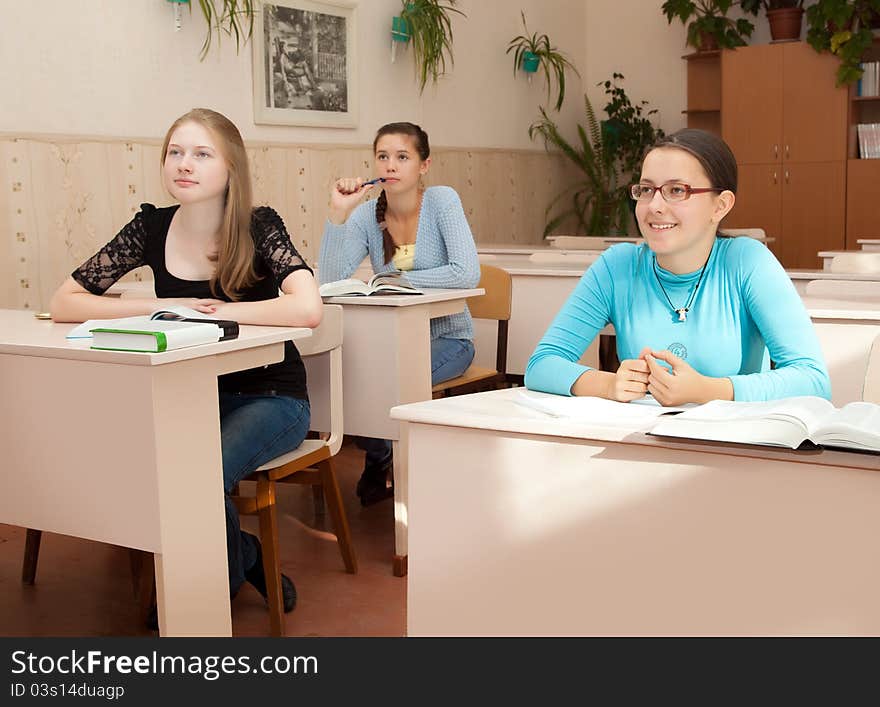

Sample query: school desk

[0,310,311,636]
[321,288,483,576]
[858,239,880,252]
[390,387,880,636]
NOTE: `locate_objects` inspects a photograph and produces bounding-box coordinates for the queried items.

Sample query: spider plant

[193,0,257,60]
[398,0,466,94]
[507,11,579,112]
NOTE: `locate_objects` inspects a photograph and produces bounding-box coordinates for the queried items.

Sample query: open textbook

[318,272,421,297]
[513,390,691,425]
[67,305,238,341]
[650,396,880,453]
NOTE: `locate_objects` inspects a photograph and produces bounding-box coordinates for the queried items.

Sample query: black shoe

[245,544,297,613]
[356,456,393,506]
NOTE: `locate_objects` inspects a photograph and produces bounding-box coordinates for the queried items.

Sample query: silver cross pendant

[676,308,688,322]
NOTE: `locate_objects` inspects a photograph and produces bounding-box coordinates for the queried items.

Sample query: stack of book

[857,123,880,159]
[858,61,880,97]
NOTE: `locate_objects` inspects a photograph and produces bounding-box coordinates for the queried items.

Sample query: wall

[0,0,587,149]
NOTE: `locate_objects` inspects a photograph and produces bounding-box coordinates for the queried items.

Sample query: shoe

[245,543,297,613]
[356,456,393,506]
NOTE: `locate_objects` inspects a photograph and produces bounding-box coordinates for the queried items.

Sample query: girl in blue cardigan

[319,122,480,504]
[526,129,830,404]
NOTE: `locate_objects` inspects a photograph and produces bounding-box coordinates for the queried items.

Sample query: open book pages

[514,390,691,426]
[319,272,421,297]
[66,305,219,339]
[650,396,880,452]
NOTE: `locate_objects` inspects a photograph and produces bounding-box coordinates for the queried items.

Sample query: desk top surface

[322,287,483,307]
[0,309,311,365]
[391,387,880,472]
[802,297,880,320]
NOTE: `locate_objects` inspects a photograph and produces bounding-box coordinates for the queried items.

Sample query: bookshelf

[847,38,880,247]
[683,51,721,135]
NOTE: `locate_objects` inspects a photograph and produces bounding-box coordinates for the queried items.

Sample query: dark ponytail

[373,122,430,265]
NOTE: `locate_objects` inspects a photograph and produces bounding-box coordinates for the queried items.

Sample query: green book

[90,319,223,353]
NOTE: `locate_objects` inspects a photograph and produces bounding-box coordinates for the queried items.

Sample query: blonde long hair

[160,108,257,300]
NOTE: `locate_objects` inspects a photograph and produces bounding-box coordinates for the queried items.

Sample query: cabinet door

[781,161,846,270]
[846,159,880,248]
[723,164,782,262]
[722,45,783,165]
[782,43,848,163]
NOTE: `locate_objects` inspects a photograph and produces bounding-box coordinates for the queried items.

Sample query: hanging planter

[390,13,411,63]
[521,51,540,73]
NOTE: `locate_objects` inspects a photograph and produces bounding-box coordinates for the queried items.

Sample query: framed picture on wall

[252,0,357,128]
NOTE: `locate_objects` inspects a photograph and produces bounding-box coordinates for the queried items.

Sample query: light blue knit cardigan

[318,186,480,340]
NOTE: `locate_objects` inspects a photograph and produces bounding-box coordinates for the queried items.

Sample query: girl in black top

[51,108,322,623]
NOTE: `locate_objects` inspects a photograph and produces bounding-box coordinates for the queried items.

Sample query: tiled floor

[0,439,406,637]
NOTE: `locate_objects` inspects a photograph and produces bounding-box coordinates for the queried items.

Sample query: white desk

[787,269,880,295]
[322,288,483,576]
[858,239,880,252]
[391,387,880,636]
[818,250,865,270]
[0,310,311,636]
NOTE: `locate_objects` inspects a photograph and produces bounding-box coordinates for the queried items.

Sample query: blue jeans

[220,392,311,596]
[357,337,474,466]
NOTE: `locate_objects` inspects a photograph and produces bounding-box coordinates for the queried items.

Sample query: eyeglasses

[630,182,723,203]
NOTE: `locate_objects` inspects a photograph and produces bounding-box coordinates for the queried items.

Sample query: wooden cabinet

[717,42,848,268]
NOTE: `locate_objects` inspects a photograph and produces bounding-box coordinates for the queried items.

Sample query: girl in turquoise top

[526,129,830,405]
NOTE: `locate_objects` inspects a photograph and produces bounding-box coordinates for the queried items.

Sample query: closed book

[90,319,222,352]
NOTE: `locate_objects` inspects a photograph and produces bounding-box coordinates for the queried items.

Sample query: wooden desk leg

[392,437,408,577]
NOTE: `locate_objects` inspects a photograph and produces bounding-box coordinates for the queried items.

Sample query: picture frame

[253,0,357,128]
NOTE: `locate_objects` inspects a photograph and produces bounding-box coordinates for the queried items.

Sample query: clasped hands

[606,346,721,407]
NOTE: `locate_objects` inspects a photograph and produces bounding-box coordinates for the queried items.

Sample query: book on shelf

[649,396,880,454]
[856,123,880,159]
[318,272,422,297]
[67,305,238,341]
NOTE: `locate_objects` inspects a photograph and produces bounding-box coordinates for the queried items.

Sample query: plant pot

[767,7,804,42]
[521,51,540,73]
[391,15,410,42]
[695,31,719,53]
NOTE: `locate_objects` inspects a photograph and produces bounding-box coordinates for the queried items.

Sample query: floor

[0,439,406,637]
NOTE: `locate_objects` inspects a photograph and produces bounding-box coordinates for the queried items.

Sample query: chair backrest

[830,252,880,274]
[550,235,608,250]
[528,251,599,265]
[467,264,512,373]
[719,228,767,240]
[300,304,344,456]
[864,334,880,404]
[467,264,511,321]
[805,279,880,301]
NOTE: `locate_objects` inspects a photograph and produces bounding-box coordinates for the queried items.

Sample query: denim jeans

[220,392,311,596]
[356,337,475,466]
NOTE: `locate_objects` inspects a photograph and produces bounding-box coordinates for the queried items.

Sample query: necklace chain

[653,256,709,322]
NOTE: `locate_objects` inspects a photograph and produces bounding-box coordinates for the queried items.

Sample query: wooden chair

[864,334,880,404]
[432,264,512,398]
[232,303,355,636]
[805,279,880,301]
[830,252,880,274]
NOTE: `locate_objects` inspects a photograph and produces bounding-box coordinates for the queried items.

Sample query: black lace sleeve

[251,206,313,287]
[71,205,151,295]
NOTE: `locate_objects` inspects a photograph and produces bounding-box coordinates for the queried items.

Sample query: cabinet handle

[774,144,778,159]
[784,170,790,183]
[773,171,778,185]
[785,145,790,159]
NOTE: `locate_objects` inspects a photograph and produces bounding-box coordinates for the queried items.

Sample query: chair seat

[431,364,499,393]
[256,439,329,473]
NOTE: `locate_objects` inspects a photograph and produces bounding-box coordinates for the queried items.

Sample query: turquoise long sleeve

[525,238,831,402]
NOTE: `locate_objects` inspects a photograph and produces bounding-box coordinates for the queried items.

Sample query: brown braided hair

[373,122,430,265]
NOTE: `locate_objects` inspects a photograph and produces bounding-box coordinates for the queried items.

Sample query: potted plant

[806,0,880,85]
[506,11,580,112]
[395,0,466,94]
[527,79,664,237]
[661,0,756,51]
[175,0,257,60]
[740,1,805,42]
